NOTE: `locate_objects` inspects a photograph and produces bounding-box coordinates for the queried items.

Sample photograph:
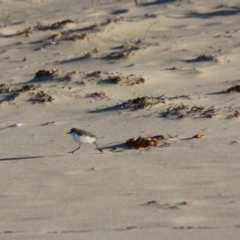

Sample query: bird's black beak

[67,131,71,134]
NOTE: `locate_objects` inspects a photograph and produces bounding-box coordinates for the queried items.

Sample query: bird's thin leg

[68,144,81,154]
[94,142,103,152]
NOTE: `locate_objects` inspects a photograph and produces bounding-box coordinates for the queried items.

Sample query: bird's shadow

[102,142,130,151]
[0,155,63,162]
[207,90,228,95]
[0,156,44,161]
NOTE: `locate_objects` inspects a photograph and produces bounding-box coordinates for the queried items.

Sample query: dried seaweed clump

[90,71,102,78]
[102,16,124,25]
[66,71,77,80]
[87,71,147,86]
[50,19,76,29]
[163,105,218,118]
[107,75,122,84]
[197,54,215,61]
[123,96,165,110]
[2,92,19,102]
[0,84,9,94]
[30,91,53,103]
[88,91,109,99]
[126,135,165,149]
[233,110,240,118]
[193,134,203,139]
[107,74,146,85]
[0,84,40,103]
[17,27,33,37]
[21,84,39,92]
[35,69,58,78]
[110,16,124,23]
[69,32,88,41]
[144,13,157,18]
[226,85,240,93]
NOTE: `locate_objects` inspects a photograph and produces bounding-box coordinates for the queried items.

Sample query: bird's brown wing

[79,129,96,138]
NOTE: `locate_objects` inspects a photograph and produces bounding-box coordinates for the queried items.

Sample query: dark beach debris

[144,13,157,18]
[214,4,229,9]
[197,54,215,61]
[106,51,131,59]
[123,96,164,110]
[143,200,188,209]
[123,95,190,110]
[165,66,178,70]
[112,16,124,23]
[78,23,98,32]
[17,27,33,37]
[50,33,62,43]
[21,84,40,92]
[185,54,218,63]
[193,134,203,139]
[226,85,240,93]
[124,41,140,51]
[201,106,217,118]
[0,84,40,103]
[225,107,240,118]
[4,92,19,101]
[35,69,58,78]
[108,75,122,84]
[0,84,9,94]
[42,121,55,125]
[22,16,123,35]
[90,70,102,78]
[108,16,124,23]
[69,32,88,41]
[50,30,90,43]
[65,71,77,80]
[105,40,143,60]
[102,16,124,25]
[87,71,147,86]
[88,91,109,99]
[50,19,76,29]
[0,84,53,104]
[30,91,53,103]
[105,41,143,60]
[126,135,166,149]
[162,105,218,118]
[106,74,145,85]
[233,110,240,118]
[13,16,125,47]
[167,103,189,117]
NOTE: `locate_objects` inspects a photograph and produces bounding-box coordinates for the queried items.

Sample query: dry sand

[1,0,240,239]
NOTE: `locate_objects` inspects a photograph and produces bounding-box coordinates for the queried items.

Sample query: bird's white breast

[70,133,96,144]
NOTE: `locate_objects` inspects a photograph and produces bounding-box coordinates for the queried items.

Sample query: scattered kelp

[29,91,53,103]
[35,69,58,78]
[126,136,161,148]
[162,105,218,118]
[126,134,173,149]
[226,85,240,93]
[123,95,190,110]
[123,96,165,110]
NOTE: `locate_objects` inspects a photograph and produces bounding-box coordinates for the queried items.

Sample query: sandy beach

[1,0,240,239]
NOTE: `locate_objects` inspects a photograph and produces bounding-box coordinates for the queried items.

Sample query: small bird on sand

[67,128,103,154]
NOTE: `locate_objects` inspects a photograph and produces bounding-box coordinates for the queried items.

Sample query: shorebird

[67,128,103,154]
